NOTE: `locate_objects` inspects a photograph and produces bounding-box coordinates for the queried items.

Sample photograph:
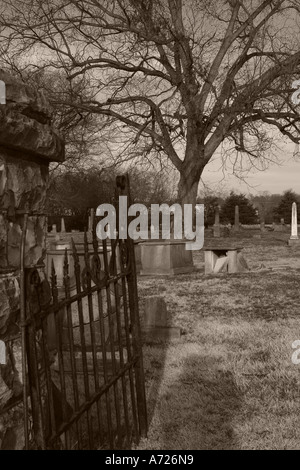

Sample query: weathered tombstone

[144,296,167,328]
[235,205,239,228]
[52,224,57,233]
[142,296,181,341]
[213,206,221,238]
[231,205,239,232]
[260,211,266,232]
[276,217,284,232]
[288,202,300,246]
[61,217,66,233]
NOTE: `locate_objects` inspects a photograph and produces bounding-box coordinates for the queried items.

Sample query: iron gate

[22,174,147,449]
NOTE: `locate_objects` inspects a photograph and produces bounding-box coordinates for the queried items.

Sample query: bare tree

[1,0,300,205]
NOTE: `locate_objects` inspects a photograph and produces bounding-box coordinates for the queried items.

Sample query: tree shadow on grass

[159,354,242,450]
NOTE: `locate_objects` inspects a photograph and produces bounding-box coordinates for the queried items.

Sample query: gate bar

[20,211,29,449]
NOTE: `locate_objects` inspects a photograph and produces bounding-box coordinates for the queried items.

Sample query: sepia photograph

[1,0,300,453]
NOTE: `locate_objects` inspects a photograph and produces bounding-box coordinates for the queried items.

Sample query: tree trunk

[177,151,205,207]
[177,160,204,235]
[177,173,199,207]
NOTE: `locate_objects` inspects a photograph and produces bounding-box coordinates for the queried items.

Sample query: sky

[200,140,300,197]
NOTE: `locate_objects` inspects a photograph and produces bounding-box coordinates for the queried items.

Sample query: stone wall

[0,69,64,444]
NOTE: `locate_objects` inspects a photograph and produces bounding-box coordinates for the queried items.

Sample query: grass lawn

[135,231,300,450]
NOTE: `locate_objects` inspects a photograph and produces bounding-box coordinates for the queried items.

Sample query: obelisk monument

[288,202,299,246]
[213,206,221,238]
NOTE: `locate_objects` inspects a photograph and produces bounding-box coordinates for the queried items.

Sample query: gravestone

[232,205,239,232]
[260,211,266,233]
[144,296,167,328]
[288,202,300,246]
[142,296,181,341]
[61,217,66,233]
[213,206,221,238]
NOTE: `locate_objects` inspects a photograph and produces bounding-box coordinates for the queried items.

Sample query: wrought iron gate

[22,174,147,449]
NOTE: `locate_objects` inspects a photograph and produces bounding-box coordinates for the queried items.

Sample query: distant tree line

[198,190,300,228]
[46,163,300,231]
[46,167,173,231]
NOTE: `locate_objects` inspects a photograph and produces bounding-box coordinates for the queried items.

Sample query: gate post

[0,70,64,449]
